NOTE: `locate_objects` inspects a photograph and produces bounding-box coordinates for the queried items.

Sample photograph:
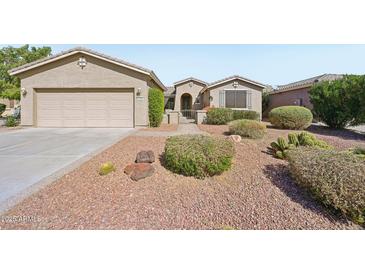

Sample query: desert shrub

[148,88,164,127]
[310,75,365,129]
[269,106,313,129]
[269,131,332,159]
[206,108,233,125]
[99,162,116,176]
[287,147,365,224]
[349,146,365,159]
[232,110,260,121]
[262,90,270,114]
[0,103,6,115]
[228,119,266,139]
[5,116,17,127]
[164,134,235,178]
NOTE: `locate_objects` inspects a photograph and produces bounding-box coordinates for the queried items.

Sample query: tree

[0,44,52,100]
[309,75,365,129]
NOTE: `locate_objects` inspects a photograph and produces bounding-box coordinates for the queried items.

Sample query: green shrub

[228,119,266,139]
[232,110,260,121]
[349,146,365,159]
[0,103,6,115]
[5,116,18,127]
[262,90,270,114]
[206,108,233,125]
[99,162,116,176]
[164,134,235,178]
[310,75,365,129]
[287,147,365,224]
[269,132,332,159]
[148,88,164,127]
[269,106,313,129]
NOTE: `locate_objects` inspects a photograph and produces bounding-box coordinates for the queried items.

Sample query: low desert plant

[99,162,116,176]
[269,106,313,129]
[5,116,18,127]
[269,132,332,159]
[232,110,260,121]
[148,88,164,127]
[206,108,233,125]
[228,119,266,139]
[164,134,235,178]
[287,147,365,224]
[349,146,365,159]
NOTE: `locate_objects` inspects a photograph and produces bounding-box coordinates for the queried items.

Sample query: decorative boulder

[227,135,242,143]
[124,163,155,181]
[135,150,155,163]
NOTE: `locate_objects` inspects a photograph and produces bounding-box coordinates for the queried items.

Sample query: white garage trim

[34,88,135,128]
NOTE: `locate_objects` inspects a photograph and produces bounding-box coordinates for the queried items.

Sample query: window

[225,90,247,108]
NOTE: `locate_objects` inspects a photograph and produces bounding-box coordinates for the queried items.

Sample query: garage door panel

[37,91,133,127]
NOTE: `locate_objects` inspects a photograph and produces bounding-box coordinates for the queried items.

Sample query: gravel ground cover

[1,125,363,229]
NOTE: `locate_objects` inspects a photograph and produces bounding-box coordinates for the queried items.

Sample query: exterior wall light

[21,88,27,96]
[233,81,239,88]
[136,88,142,96]
[77,56,87,69]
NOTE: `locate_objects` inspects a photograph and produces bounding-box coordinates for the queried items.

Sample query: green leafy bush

[5,116,18,127]
[287,147,365,224]
[269,106,313,129]
[232,110,260,121]
[164,134,235,178]
[0,103,6,115]
[99,162,116,176]
[206,108,233,125]
[148,88,164,127]
[269,132,332,159]
[310,75,365,129]
[228,119,266,139]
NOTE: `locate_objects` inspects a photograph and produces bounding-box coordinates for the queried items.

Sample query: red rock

[124,163,155,181]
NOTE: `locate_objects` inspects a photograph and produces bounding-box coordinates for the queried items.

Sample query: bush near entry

[148,88,164,127]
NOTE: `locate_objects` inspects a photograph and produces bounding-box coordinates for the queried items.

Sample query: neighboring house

[166,75,266,118]
[9,47,166,128]
[267,74,343,113]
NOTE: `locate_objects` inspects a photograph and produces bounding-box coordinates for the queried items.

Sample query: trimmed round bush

[206,108,233,125]
[288,147,365,224]
[148,88,164,127]
[228,119,266,139]
[164,134,235,178]
[269,106,313,129]
[232,110,260,121]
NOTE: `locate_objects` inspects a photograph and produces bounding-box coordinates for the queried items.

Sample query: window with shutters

[224,90,249,108]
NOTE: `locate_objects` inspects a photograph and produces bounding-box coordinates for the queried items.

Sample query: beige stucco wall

[267,87,312,114]
[18,53,155,127]
[207,79,263,118]
[174,81,205,111]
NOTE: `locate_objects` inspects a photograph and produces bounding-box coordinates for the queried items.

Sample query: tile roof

[207,75,266,89]
[174,77,208,86]
[274,74,343,93]
[8,47,166,90]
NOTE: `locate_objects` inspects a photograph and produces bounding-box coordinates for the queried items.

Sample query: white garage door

[36,91,134,127]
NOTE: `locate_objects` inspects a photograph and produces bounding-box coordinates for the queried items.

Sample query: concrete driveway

[0,128,134,211]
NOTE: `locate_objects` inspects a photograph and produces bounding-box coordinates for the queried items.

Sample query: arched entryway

[180,93,192,110]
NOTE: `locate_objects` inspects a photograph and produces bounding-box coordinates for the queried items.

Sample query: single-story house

[165,75,266,118]
[9,47,166,128]
[267,74,343,113]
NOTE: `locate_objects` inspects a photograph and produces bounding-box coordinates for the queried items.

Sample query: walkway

[134,123,206,137]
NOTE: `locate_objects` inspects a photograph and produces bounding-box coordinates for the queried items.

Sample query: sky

[4,44,365,87]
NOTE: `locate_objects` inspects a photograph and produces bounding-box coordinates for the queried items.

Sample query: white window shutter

[219,90,225,107]
[247,91,252,109]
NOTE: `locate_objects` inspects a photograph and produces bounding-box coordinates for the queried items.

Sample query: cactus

[288,133,300,147]
[270,137,291,159]
[99,162,116,176]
